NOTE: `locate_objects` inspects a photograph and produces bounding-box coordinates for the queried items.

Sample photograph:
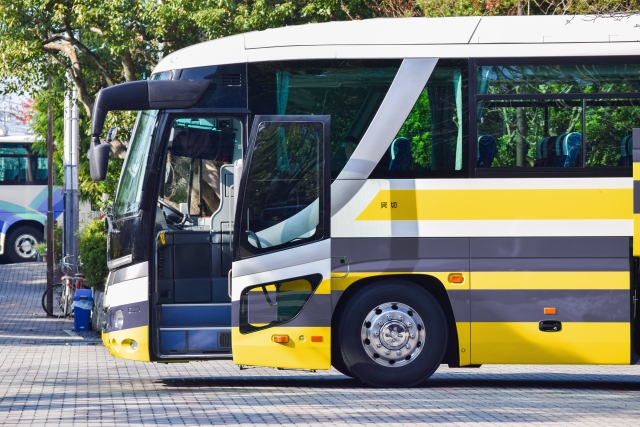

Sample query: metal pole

[46,75,54,313]
[63,89,79,260]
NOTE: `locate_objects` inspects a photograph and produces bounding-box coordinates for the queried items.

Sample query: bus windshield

[114,110,158,218]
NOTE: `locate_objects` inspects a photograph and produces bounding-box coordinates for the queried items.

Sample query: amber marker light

[448,273,465,284]
[273,335,290,343]
[311,336,323,342]
[544,307,557,315]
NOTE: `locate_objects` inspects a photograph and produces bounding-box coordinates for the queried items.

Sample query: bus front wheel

[337,280,448,387]
[5,226,42,263]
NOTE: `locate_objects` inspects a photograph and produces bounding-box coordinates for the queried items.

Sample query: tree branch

[63,20,116,86]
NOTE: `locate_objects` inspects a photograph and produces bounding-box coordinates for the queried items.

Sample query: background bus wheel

[338,280,447,387]
[6,226,42,263]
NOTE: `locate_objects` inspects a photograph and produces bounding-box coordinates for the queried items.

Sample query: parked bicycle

[41,255,87,318]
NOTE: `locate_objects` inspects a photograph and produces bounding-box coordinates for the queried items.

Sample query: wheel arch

[332,273,460,367]
[3,220,45,258]
[6,219,45,237]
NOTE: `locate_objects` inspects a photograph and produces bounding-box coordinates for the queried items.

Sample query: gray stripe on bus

[471,257,629,272]
[335,258,470,274]
[448,290,470,322]
[105,300,149,333]
[470,237,629,259]
[634,180,640,214]
[470,289,629,323]
[332,237,470,261]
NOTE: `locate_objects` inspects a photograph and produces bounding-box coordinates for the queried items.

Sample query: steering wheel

[158,199,193,228]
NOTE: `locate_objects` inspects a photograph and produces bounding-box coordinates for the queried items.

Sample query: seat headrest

[388,137,412,171]
[477,134,496,168]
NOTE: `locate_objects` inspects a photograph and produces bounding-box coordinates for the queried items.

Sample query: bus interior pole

[46,75,54,313]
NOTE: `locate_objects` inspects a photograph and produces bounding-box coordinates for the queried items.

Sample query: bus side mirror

[89,137,111,181]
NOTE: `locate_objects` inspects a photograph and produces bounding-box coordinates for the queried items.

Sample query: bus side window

[370,59,468,179]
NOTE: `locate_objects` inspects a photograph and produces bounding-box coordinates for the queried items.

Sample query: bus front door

[230,115,332,370]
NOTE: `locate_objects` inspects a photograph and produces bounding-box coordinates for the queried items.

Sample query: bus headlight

[114,310,124,330]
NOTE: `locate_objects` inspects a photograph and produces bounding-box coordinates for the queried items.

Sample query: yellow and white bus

[91,15,640,387]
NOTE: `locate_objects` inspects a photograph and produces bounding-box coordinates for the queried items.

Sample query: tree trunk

[516,106,527,167]
[121,50,136,82]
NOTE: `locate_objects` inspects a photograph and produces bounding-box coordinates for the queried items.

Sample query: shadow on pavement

[158,372,640,390]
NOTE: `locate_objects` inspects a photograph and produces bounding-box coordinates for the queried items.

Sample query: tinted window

[180,64,247,109]
[371,59,468,178]
[114,110,158,218]
[248,60,401,178]
[480,64,640,94]
[238,119,326,259]
[160,116,243,217]
[476,60,640,171]
[0,144,48,184]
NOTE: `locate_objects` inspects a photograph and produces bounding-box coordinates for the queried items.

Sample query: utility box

[73,289,93,332]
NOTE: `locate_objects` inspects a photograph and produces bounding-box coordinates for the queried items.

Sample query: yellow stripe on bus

[471,322,630,364]
[356,189,632,221]
[471,271,629,290]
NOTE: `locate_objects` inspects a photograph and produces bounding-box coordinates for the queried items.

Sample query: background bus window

[371,60,468,178]
[0,144,48,184]
[248,60,401,178]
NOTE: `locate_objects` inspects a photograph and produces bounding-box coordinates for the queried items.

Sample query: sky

[0,83,33,136]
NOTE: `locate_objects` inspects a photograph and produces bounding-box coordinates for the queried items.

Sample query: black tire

[5,225,42,263]
[331,310,353,378]
[42,284,68,317]
[337,280,448,387]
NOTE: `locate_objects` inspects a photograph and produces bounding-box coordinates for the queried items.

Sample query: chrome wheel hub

[361,302,425,367]
[15,234,37,259]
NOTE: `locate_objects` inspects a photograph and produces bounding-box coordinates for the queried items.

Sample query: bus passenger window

[476,63,640,171]
[248,59,401,179]
[370,59,468,178]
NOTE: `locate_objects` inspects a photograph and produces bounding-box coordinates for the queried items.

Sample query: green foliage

[397,90,432,168]
[78,219,108,290]
[33,242,47,255]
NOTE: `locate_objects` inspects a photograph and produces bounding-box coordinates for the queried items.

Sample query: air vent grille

[218,332,232,348]
[221,74,242,86]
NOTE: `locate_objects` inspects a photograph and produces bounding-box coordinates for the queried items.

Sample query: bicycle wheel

[42,284,67,317]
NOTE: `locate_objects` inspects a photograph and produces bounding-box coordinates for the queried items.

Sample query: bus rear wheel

[337,280,448,387]
[5,226,42,263]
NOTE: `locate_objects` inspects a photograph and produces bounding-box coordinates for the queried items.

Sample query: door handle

[330,256,349,279]
[539,320,562,332]
[228,269,232,299]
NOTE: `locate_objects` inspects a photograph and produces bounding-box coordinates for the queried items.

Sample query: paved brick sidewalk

[2,263,640,426]
[0,263,92,344]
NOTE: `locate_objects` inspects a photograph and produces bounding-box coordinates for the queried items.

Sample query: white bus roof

[0,135,36,144]
[155,15,640,73]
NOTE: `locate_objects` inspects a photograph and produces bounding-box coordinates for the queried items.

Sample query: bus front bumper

[102,325,150,362]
